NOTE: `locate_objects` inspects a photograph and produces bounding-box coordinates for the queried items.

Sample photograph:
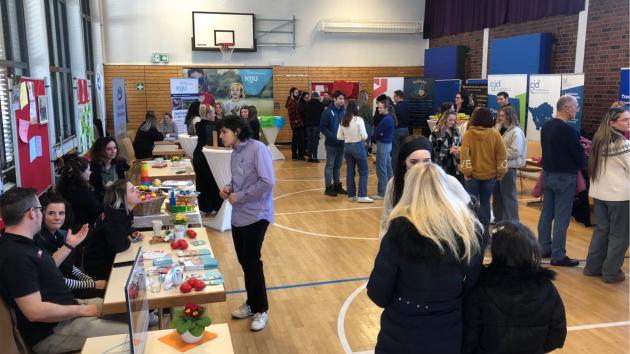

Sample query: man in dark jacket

[393,90,410,166]
[320,90,347,196]
[304,92,324,163]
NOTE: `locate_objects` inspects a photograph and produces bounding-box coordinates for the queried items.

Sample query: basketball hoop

[218,42,235,62]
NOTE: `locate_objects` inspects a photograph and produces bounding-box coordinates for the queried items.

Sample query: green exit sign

[152,53,169,64]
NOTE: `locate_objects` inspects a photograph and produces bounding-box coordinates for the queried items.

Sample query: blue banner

[621,68,630,109]
[239,69,273,96]
[434,79,461,113]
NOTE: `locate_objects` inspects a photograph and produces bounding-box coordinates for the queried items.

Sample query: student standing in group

[392,90,410,163]
[537,95,586,267]
[368,162,484,354]
[357,90,374,154]
[584,107,630,283]
[320,90,347,196]
[160,112,178,138]
[372,99,396,200]
[463,221,567,354]
[286,88,305,160]
[304,92,324,163]
[89,137,129,201]
[455,91,474,116]
[430,109,463,184]
[219,115,274,331]
[492,106,526,223]
[133,110,165,159]
[56,154,102,232]
[459,107,508,232]
[240,105,260,141]
[337,101,372,203]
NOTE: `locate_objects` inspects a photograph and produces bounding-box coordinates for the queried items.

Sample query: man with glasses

[0,188,127,354]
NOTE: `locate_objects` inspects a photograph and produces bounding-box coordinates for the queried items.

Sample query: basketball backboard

[192,12,256,52]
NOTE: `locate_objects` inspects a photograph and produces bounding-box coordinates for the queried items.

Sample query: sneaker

[348,196,358,202]
[550,256,579,267]
[325,185,338,197]
[371,195,384,200]
[231,302,254,319]
[602,271,626,284]
[335,182,347,194]
[250,312,268,331]
[357,197,374,203]
[583,269,602,277]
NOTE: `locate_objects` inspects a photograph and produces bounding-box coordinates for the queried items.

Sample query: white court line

[276,206,382,216]
[272,222,379,241]
[568,321,630,331]
[338,282,368,354]
[274,188,324,201]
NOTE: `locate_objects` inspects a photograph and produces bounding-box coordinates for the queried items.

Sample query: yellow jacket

[459,126,508,180]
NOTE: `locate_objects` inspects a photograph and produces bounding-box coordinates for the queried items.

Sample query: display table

[81,324,234,354]
[114,227,210,265]
[147,159,195,181]
[133,203,201,229]
[260,127,284,160]
[178,134,198,158]
[153,144,185,157]
[202,148,232,232]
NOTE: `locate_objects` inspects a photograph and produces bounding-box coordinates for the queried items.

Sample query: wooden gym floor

[200,147,629,354]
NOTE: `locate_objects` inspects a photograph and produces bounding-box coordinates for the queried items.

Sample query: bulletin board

[10,78,53,194]
[310,81,360,100]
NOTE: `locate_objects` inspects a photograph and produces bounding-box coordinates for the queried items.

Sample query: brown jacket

[459,126,508,180]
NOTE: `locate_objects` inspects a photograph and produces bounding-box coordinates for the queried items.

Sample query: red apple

[178,240,189,250]
[193,281,206,291]
[170,241,179,249]
[187,278,198,286]
[179,283,192,293]
[186,229,197,238]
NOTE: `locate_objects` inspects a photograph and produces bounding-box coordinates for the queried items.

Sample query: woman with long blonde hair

[367,162,484,354]
[583,107,630,283]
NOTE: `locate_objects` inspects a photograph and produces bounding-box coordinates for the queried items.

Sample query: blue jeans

[537,172,577,261]
[466,178,496,232]
[492,168,519,222]
[324,144,344,186]
[365,123,373,150]
[306,127,320,159]
[344,142,369,198]
[376,141,393,196]
[392,127,409,166]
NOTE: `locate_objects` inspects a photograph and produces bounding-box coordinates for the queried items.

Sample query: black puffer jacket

[303,99,323,127]
[367,217,485,354]
[462,266,567,354]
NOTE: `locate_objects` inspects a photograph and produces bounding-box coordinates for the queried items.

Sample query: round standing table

[178,134,198,158]
[202,148,232,232]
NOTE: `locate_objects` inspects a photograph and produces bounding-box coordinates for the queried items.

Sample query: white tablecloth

[260,127,284,160]
[202,148,233,232]
[178,134,198,158]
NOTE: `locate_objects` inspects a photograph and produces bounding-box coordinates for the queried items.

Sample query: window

[80,0,96,115]
[45,0,74,144]
[0,0,28,179]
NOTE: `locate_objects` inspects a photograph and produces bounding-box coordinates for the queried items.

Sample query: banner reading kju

[526,74,562,141]
[170,78,199,135]
[487,74,528,127]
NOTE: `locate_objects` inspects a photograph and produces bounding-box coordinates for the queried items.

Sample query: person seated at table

[35,192,107,299]
[133,110,165,159]
[160,112,178,138]
[430,109,464,184]
[0,187,128,354]
[193,104,223,216]
[56,154,102,231]
[89,137,130,201]
[83,180,144,280]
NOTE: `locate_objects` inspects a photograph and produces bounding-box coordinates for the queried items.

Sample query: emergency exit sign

[152,53,169,64]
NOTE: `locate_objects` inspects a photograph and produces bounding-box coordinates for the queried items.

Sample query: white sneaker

[348,196,358,202]
[357,197,374,203]
[371,195,384,200]
[250,312,268,331]
[231,302,254,319]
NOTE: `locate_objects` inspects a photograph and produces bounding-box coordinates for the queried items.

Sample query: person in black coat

[193,106,223,215]
[304,92,324,162]
[463,221,567,354]
[83,180,144,280]
[89,137,130,201]
[133,110,165,159]
[367,162,485,354]
[56,154,102,230]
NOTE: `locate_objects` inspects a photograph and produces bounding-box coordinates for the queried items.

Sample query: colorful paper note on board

[19,82,28,109]
[18,119,29,143]
[29,137,37,162]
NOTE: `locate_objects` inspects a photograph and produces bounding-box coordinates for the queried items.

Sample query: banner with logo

[526,74,562,141]
[620,68,630,109]
[561,74,584,132]
[462,81,488,108]
[487,74,528,127]
[183,68,273,116]
[404,77,435,129]
[112,78,128,142]
[170,78,199,135]
[373,77,404,109]
[95,65,106,133]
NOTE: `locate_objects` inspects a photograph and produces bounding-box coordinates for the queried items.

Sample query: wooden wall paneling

[145,65,183,129]
[272,66,310,142]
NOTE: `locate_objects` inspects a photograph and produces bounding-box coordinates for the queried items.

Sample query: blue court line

[225,276,369,295]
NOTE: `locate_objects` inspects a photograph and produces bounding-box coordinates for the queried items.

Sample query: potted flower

[172,214,188,241]
[171,303,212,343]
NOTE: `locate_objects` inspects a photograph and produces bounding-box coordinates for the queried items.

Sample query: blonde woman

[133,111,165,159]
[430,109,462,182]
[492,105,526,223]
[368,162,484,354]
[584,107,630,283]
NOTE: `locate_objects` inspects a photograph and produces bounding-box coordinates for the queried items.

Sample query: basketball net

[218,43,235,63]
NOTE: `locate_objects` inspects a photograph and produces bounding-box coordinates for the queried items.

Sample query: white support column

[66,0,86,79]
[90,0,106,127]
[481,28,489,79]
[574,0,589,73]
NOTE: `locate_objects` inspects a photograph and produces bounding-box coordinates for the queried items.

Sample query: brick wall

[429,0,630,133]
